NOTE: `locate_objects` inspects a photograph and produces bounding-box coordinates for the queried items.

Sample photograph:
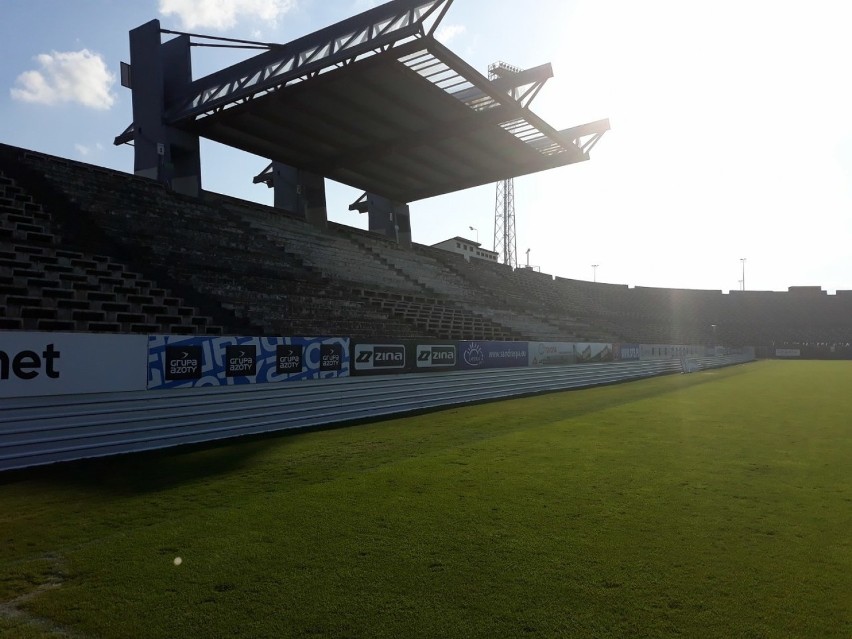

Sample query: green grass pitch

[0,360,850,638]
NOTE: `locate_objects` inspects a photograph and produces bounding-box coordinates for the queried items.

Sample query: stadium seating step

[15,222,45,233]
[169,325,197,335]
[116,312,147,324]
[72,309,106,322]
[30,253,59,266]
[21,307,57,320]
[12,267,43,279]
[41,288,75,300]
[56,299,90,311]
[37,319,76,331]
[24,231,55,245]
[13,245,44,256]
[69,281,100,292]
[141,304,168,315]
[0,284,29,296]
[88,322,121,333]
[27,278,63,290]
[43,264,74,274]
[56,268,88,282]
[0,317,23,329]
[101,301,131,313]
[4,295,42,307]
[86,291,117,302]
[3,213,36,225]
[55,249,84,260]
[129,323,161,333]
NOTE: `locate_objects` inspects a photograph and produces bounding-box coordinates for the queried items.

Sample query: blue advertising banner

[614,343,640,361]
[458,341,529,370]
[148,335,349,390]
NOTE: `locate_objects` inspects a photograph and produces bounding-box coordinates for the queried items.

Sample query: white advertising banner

[528,342,576,367]
[775,348,801,358]
[0,332,148,399]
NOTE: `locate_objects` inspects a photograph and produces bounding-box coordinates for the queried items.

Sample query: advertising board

[458,341,529,370]
[0,331,147,398]
[147,335,349,390]
[775,348,801,358]
[614,343,641,361]
[574,342,613,363]
[528,342,576,367]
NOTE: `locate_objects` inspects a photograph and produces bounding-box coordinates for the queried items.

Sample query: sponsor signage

[0,332,147,398]
[775,348,801,358]
[148,336,350,390]
[574,342,613,363]
[458,341,529,370]
[320,344,343,372]
[164,345,203,380]
[276,344,303,374]
[225,345,256,377]
[615,343,641,362]
[350,341,458,375]
[416,344,457,369]
[352,343,406,372]
[529,342,575,367]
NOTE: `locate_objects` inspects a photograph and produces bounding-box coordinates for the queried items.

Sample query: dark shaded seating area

[0,170,222,334]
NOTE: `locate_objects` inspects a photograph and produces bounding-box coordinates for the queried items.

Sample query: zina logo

[165,345,202,381]
[354,344,405,370]
[0,344,60,381]
[416,345,456,368]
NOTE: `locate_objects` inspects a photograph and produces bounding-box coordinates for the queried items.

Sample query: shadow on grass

[0,437,274,496]
[1,363,756,495]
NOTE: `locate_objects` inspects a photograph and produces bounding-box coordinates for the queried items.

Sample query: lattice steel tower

[490,61,521,268]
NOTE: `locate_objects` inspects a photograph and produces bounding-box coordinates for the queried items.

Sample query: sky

[2,0,852,293]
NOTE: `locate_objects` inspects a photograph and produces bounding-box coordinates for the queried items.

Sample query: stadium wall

[0,331,755,472]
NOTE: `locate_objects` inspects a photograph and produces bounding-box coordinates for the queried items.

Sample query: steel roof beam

[165,0,453,123]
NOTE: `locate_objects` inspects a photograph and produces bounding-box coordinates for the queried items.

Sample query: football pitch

[0,360,849,638]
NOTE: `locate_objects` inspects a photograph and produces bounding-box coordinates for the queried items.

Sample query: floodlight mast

[490,61,523,269]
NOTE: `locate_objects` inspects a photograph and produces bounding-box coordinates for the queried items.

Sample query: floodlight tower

[490,61,522,269]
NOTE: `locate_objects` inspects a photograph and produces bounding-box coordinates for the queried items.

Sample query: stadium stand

[0,168,222,335]
[2,141,852,355]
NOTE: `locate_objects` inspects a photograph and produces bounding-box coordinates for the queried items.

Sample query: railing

[0,354,753,472]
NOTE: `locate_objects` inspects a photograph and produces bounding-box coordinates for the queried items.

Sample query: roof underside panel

[186,39,592,202]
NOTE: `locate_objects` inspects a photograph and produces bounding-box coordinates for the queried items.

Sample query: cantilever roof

[163,0,609,202]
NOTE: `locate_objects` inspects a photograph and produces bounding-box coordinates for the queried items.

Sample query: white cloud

[435,24,466,45]
[11,50,116,110]
[74,142,104,158]
[158,0,296,31]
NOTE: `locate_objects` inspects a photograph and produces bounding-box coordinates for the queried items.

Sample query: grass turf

[0,360,850,638]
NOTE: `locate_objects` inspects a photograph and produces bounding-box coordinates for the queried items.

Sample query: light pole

[525,248,531,268]
[740,258,746,290]
[592,264,599,282]
[469,226,478,243]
